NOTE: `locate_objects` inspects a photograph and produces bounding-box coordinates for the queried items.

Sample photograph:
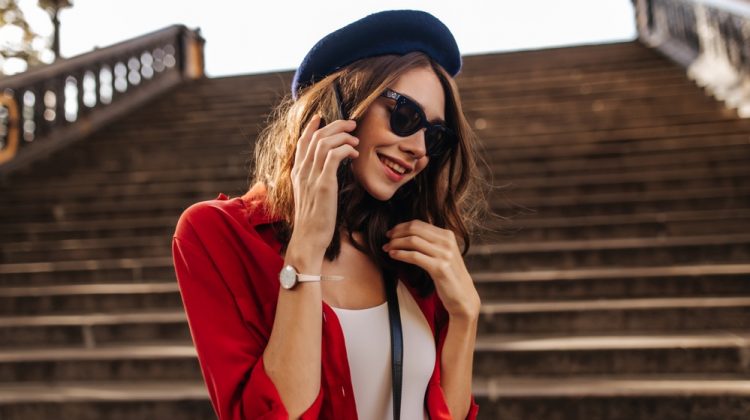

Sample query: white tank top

[330,279,435,420]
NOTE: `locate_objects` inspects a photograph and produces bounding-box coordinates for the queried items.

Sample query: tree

[37,0,72,60]
[0,0,72,76]
[1,0,46,76]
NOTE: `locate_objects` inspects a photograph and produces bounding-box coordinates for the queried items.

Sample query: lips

[380,155,406,182]
[377,153,413,174]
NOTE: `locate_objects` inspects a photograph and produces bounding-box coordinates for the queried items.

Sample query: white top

[330,279,435,420]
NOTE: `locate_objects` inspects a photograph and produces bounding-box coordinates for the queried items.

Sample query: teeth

[380,156,407,174]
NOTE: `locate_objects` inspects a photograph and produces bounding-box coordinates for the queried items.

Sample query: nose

[398,128,428,160]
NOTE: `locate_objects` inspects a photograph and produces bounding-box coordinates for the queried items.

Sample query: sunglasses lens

[391,101,422,135]
[384,90,456,159]
[426,127,455,158]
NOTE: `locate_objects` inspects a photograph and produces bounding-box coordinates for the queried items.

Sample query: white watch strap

[297,274,345,282]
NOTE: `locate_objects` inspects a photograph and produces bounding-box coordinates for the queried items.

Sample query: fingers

[387,220,449,245]
[295,115,322,176]
[316,118,356,138]
[314,131,359,174]
[383,235,441,258]
[297,118,358,177]
[304,119,356,165]
[321,139,359,179]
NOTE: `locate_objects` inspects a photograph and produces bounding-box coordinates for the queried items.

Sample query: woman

[172,9,494,420]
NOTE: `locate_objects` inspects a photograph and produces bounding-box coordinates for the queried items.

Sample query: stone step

[4,376,743,420]
[0,215,179,244]
[0,329,746,383]
[0,206,746,249]
[493,145,748,177]
[0,282,181,315]
[467,234,750,270]
[0,183,746,228]
[464,57,673,80]
[483,114,741,139]
[3,230,749,280]
[77,138,738,179]
[5,141,747,194]
[508,163,750,188]
[0,380,213,420]
[479,296,750,334]
[493,208,750,241]
[463,77,698,103]
[1,295,747,347]
[505,207,750,227]
[474,331,750,376]
[0,342,200,382]
[2,236,175,263]
[0,259,747,310]
[58,119,750,161]
[146,88,729,127]
[499,186,750,217]
[463,61,681,85]
[0,256,174,284]
[507,173,748,199]
[4,161,748,205]
[89,108,740,150]
[461,61,682,84]
[12,116,743,185]
[3,182,748,227]
[473,264,750,301]
[486,119,750,148]
[0,310,189,348]
[502,219,750,242]
[473,375,750,420]
[471,92,721,120]
[489,134,750,163]
[4,229,748,270]
[462,41,664,65]
[10,124,745,184]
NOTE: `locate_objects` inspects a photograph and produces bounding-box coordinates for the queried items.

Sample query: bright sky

[11,0,637,77]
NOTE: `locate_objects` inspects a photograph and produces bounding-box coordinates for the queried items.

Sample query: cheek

[415,158,430,174]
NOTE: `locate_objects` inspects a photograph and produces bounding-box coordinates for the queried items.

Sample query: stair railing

[634,0,750,117]
[0,24,205,176]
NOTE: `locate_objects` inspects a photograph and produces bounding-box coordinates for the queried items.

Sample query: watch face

[279,265,297,289]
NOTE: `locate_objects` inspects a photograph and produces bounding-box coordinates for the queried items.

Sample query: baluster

[90,67,100,109]
[75,70,85,121]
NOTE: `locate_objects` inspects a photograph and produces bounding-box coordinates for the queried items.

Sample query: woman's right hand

[290,114,360,250]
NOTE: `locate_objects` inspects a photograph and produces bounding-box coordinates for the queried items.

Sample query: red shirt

[171,182,480,419]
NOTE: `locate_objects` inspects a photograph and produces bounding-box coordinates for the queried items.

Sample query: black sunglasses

[381,88,457,159]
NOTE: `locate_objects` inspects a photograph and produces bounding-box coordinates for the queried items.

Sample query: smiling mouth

[377,154,409,175]
[378,154,407,181]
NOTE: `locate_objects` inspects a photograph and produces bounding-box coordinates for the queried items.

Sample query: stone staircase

[1,41,749,419]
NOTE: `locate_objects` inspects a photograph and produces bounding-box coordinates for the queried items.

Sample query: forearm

[263,239,325,418]
[440,312,478,419]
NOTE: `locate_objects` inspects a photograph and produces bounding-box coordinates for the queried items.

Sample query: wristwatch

[279,264,344,290]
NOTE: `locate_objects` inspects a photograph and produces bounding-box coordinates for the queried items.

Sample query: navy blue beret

[291,10,461,99]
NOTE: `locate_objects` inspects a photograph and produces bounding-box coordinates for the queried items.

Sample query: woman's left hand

[382,220,481,319]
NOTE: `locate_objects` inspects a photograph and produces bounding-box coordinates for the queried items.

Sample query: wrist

[449,296,481,322]
[284,237,324,275]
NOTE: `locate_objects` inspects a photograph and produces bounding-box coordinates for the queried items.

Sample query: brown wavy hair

[249,52,499,298]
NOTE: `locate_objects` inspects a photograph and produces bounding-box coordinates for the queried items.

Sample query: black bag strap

[385,274,403,420]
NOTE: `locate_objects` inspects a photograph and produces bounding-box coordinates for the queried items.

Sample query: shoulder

[174,193,244,242]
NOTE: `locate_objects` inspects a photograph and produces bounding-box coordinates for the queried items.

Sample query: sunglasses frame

[381,88,457,159]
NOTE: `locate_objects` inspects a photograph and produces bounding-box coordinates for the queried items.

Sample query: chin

[361,180,398,202]
[350,152,415,202]
[351,171,401,202]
